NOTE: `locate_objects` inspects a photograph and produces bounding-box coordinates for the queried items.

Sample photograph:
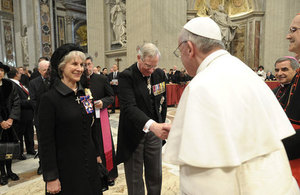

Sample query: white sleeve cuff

[143,119,155,133]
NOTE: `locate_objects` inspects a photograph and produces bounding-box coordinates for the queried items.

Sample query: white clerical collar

[196,49,229,74]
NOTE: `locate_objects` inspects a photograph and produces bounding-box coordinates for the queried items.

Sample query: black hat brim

[0,62,10,73]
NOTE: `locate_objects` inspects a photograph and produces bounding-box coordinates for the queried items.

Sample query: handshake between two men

[149,122,171,140]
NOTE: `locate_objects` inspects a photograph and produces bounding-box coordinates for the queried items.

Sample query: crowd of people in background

[0,13,300,195]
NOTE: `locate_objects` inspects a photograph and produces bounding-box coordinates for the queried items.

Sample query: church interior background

[0,0,299,73]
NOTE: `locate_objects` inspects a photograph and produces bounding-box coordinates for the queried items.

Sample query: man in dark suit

[84,56,118,187]
[170,65,181,83]
[18,67,30,88]
[107,64,119,113]
[30,57,49,80]
[7,68,35,160]
[29,60,50,175]
[116,43,171,195]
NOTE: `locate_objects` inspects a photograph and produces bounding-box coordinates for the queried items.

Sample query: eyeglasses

[173,41,187,58]
[141,60,157,70]
[289,27,300,34]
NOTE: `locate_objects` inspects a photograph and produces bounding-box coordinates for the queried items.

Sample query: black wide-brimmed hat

[0,62,10,73]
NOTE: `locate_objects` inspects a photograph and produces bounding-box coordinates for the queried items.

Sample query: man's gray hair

[179,28,225,53]
[274,57,299,70]
[38,60,50,69]
[137,43,161,60]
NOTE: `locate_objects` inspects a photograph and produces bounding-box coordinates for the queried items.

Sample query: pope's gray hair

[179,28,225,54]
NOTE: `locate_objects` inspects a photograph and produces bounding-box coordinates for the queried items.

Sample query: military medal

[152,82,166,96]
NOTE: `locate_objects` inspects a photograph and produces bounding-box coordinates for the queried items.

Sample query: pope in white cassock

[163,17,300,195]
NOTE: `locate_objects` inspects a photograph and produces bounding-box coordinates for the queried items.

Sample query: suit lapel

[132,65,152,112]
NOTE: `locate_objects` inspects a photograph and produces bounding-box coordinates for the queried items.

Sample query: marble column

[65,15,75,44]
[86,0,106,68]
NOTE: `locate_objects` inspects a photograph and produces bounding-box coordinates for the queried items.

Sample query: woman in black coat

[39,44,102,195]
[0,62,20,185]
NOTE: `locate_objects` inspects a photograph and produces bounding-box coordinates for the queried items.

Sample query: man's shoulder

[10,81,21,91]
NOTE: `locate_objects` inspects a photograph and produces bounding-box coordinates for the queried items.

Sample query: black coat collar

[55,80,84,96]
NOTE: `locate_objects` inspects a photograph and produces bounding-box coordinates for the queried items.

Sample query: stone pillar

[13,0,41,69]
[126,0,187,69]
[65,15,75,43]
[86,0,106,67]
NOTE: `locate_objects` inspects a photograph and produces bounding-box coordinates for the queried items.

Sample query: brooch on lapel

[84,88,93,99]
[152,82,166,96]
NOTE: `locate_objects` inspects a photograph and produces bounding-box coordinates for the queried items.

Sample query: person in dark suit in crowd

[84,56,118,187]
[101,68,108,76]
[170,65,181,83]
[265,71,276,81]
[162,68,169,83]
[39,44,102,195]
[7,68,35,160]
[167,68,173,83]
[29,60,50,175]
[0,62,20,185]
[116,43,171,195]
[96,66,102,74]
[107,64,119,113]
[18,67,30,88]
[30,67,40,80]
[30,57,49,80]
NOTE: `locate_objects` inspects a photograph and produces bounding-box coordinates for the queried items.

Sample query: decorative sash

[100,108,113,171]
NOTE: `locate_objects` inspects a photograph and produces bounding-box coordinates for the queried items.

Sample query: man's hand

[6,118,13,126]
[46,179,61,194]
[162,123,171,132]
[149,122,171,140]
[94,100,103,109]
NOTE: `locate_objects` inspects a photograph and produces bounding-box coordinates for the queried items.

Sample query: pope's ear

[187,41,195,57]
